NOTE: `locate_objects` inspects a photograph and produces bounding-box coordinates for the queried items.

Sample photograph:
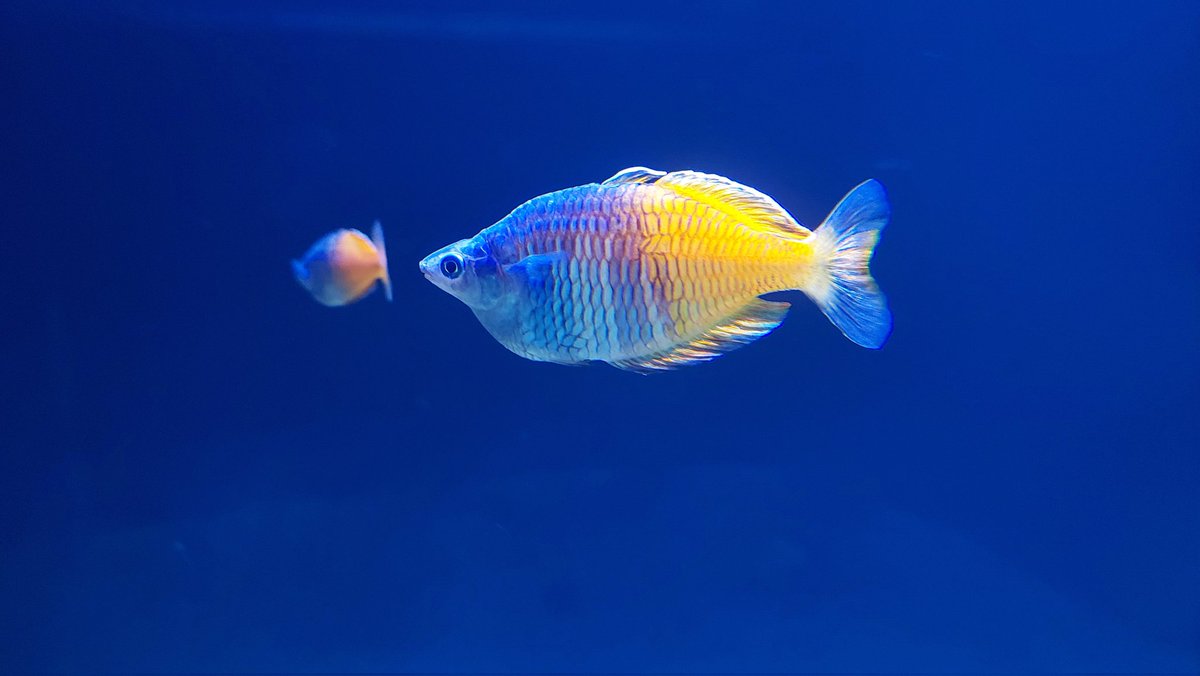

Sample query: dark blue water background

[3,1,1198,672]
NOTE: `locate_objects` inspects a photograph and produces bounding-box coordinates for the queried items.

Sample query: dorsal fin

[654,170,811,238]
[602,166,667,185]
[610,298,790,373]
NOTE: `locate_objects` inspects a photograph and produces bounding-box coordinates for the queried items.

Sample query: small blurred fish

[293,222,392,306]
[420,167,891,372]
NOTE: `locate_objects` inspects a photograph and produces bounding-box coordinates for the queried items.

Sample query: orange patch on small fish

[293,221,392,306]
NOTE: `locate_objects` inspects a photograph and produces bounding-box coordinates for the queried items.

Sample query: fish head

[419,237,504,310]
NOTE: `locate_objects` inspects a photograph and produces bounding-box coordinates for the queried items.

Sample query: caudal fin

[805,179,892,349]
[370,220,393,302]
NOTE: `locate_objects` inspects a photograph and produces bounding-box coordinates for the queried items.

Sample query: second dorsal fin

[655,170,811,238]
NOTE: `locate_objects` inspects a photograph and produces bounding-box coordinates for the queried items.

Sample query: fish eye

[440,254,464,279]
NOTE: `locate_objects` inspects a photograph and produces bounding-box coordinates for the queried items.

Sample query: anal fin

[610,298,790,373]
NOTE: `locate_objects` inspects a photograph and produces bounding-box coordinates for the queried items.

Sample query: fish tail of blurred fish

[370,220,393,302]
[800,179,892,349]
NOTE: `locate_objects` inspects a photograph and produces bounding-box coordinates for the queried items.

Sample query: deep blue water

[3,1,1198,672]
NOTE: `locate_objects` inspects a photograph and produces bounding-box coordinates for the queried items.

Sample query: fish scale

[480,182,802,362]
[421,168,892,370]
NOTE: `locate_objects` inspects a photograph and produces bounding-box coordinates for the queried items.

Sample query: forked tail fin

[805,179,892,348]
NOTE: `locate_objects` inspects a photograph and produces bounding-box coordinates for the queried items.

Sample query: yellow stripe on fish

[419,167,892,371]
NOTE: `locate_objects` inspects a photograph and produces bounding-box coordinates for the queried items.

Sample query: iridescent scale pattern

[481,182,812,364]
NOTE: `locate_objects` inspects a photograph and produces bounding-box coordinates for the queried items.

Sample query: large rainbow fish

[420,167,891,372]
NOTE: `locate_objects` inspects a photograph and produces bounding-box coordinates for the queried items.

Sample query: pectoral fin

[504,252,564,289]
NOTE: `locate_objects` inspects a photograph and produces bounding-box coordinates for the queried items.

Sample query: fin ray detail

[602,166,667,185]
[656,170,811,238]
[610,298,790,373]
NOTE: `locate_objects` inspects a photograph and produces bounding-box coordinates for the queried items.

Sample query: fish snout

[418,256,436,280]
